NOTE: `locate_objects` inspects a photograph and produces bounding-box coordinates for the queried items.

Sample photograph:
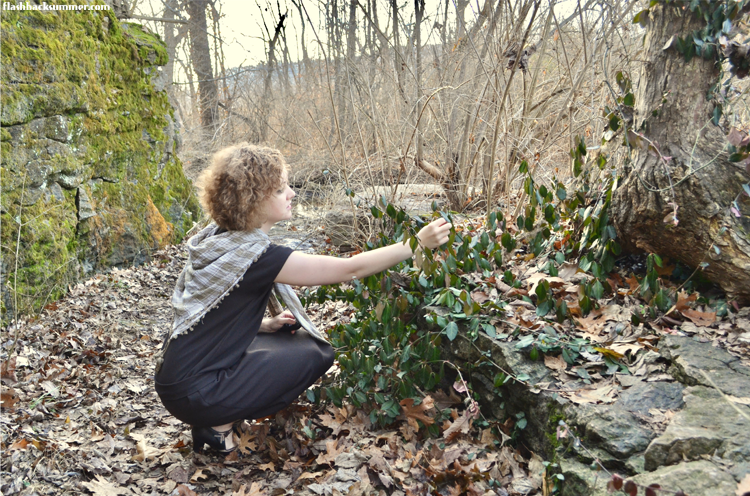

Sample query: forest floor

[0,238,540,496]
[2,207,750,496]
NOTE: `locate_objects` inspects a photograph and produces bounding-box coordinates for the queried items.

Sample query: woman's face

[263,170,295,226]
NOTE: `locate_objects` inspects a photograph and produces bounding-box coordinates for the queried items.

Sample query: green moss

[545,402,568,463]
[0,0,199,318]
[0,189,78,317]
[0,128,11,142]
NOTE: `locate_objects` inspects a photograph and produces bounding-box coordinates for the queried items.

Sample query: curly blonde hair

[197,143,287,231]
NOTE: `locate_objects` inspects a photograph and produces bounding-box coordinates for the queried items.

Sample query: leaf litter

[2,218,750,495]
[0,244,539,496]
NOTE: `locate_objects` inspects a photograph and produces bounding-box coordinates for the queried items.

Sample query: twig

[698,369,750,421]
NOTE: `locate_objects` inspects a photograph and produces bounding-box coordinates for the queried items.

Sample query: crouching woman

[154,143,450,454]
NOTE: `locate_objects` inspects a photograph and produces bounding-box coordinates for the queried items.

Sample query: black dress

[155,244,335,427]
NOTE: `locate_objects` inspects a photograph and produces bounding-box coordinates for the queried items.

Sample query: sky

[135,0,579,71]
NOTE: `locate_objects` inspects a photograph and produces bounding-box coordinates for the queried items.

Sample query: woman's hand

[259,310,297,333]
[416,218,452,250]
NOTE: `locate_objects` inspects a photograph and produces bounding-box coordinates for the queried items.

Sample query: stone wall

[436,306,750,496]
[0,1,200,318]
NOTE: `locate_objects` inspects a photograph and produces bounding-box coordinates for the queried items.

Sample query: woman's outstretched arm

[275,218,451,287]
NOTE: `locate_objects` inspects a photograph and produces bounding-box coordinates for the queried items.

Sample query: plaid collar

[168,224,328,345]
[170,224,271,339]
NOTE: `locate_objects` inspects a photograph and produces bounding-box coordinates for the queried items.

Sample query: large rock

[630,460,737,496]
[567,405,657,459]
[0,8,200,318]
[644,385,750,470]
[437,317,750,495]
[660,335,750,398]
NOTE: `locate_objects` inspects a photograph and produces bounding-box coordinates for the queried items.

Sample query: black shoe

[191,425,236,454]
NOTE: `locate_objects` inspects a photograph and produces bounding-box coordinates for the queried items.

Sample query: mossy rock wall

[0,1,200,319]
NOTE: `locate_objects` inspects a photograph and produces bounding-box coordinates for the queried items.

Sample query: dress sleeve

[239,244,294,295]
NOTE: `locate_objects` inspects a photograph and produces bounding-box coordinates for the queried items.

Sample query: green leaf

[386,203,397,218]
[654,289,669,311]
[615,71,628,92]
[597,154,607,169]
[516,418,527,429]
[483,323,497,338]
[445,322,459,341]
[494,251,503,267]
[519,160,529,173]
[535,281,548,301]
[530,346,541,361]
[446,255,458,271]
[623,92,635,107]
[556,187,567,201]
[401,344,412,364]
[591,280,604,300]
[608,113,620,132]
[516,335,534,349]
[537,299,554,316]
[494,372,507,387]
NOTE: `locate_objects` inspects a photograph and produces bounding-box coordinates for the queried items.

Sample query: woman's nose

[288,187,296,199]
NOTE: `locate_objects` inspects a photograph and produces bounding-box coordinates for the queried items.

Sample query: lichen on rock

[0,0,200,319]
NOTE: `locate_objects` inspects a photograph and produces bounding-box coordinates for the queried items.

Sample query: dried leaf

[558,263,580,282]
[173,485,198,496]
[564,385,618,405]
[189,469,208,483]
[442,408,477,442]
[593,347,625,361]
[453,381,468,394]
[1,386,19,411]
[623,479,637,496]
[400,396,435,428]
[544,355,567,371]
[1,357,17,384]
[10,438,28,450]
[81,475,132,495]
[470,290,491,304]
[682,308,716,326]
[737,473,750,496]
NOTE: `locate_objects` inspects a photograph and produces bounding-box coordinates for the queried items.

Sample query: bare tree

[611,2,750,300]
[187,0,219,134]
[260,5,287,143]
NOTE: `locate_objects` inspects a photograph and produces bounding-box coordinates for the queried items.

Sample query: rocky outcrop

[0,3,200,318]
[437,312,750,496]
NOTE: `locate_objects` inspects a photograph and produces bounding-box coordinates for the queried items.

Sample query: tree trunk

[261,12,287,143]
[162,0,180,103]
[390,0,407,106]
[414,0,424,166]
[187,0,218,134]
[610,4,750,301]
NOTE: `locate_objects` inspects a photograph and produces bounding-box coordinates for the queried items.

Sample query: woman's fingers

[418,218,452,249]
[280,310,296,323]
